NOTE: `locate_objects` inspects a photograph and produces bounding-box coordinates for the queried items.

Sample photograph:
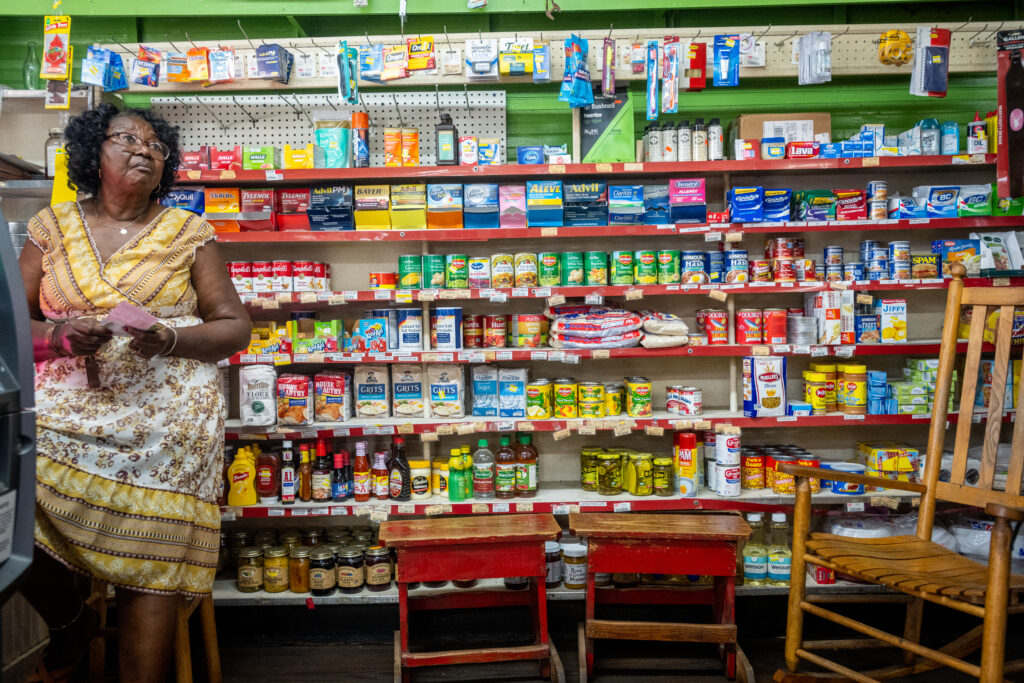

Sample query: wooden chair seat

[807,534,1024,604]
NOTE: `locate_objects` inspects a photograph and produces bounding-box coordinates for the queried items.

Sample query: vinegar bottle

[353,441,371,503]
[472,439,495,499]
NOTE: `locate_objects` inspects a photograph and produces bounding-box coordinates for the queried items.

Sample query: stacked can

[787,309,817,345]
[697,309,729,345]
[752,445,821,494]
[237,260,330,294]
[887,241,911,280]
[867,180,888,220]
[740,449,766,489]
[714,431,742,497]
[578,382,606,418]
[666,386,702,415]
[762,237,810,283]
[823,245,844,282]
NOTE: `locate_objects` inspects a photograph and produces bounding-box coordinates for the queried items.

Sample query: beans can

[252,261,273,293]
[552,378,579,418]
[798,456,821,493]
[771,455,797,494]
[423,254,447,289]
[398,255,423,289]
[514,253,538,287]
[464,315,484,347]
[585,251,609,285]
[773,258,795,282]
[762,308,788,345]
[716,465,741,497]
[525,379,552,419]
[444,254,469,289]
[537,252,560,287]
[560,252,584,286]
[467,258,491,289]
[397,308,423,351]
[724,250,748,283]
[750,259,772,282]
[741,453,765,489]
[701,309,729,345]
[681,250,707,284]
[823,246,844,266]
[490,253,515,288]
[483,314,507,348]
[625,377,652,417]
[604,383,624,416]
[634,250,658,284]
[735,309,763,344]
[228,261,253,292]
[610,251,634,285]
[271,260,293,292]
[656,250,681,284]
[431,307,463,350]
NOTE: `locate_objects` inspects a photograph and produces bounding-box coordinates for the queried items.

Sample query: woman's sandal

[27,602,101,683]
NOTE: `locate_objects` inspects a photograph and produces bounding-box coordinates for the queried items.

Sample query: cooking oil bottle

[767,512,792,587]
[741,512,768,586]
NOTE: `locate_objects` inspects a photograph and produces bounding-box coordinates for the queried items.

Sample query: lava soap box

[353,185,391,231]
[463,183,500,229]
[668,178,707,223]
[526,180,563,227]
[562,181,608,227]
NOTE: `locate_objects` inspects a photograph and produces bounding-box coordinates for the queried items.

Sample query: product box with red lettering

[668,178,707,223]
[785,141,819,159]
[239,188,277,231]
[275,188,311,231]
[210,145,243,171]
[833,189,867,220]
[178,146,211,171]
[733,139,758,160]
[806,563,835,585]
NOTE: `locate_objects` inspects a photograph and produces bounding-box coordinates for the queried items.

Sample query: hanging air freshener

[645,40,659,121]
[662,36,679,113]
[602,37,615,96]
[41,15,71,80]
[337,41,359,105]
[45,45,73,109]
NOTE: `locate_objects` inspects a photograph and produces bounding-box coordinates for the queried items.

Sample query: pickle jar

[632,453,654,496]
[597,452,622,496]
[279,531,302,555]
[289,546,311,594]
[580,448,600,492]
[263,546,289,593]
[336,546,365,594]
[236,547,263,593]
[365,546,392,591]
[652,457,675,497]
[309,547,337,597]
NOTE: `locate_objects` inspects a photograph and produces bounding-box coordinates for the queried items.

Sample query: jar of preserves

[653,457,675,496]
[612,572,640,587]
[236,547,263,593]
[279,531,302,554]
[504,576,530,590]
[289,546,311,593]
[263,546,289,593]
[545,541,563,588]
[336,546,366,594]
[597,452,622,496]
[365,546,392,592]
[229,530,251,568]
[309,547,337,597]
[562,544,588,589]
[302,529,324,547]
[352,531,374,545]
[326,530,351,545]
[580,448,599,492]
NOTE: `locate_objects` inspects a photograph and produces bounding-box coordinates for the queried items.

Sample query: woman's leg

[19,547,98,669]
[115,588,179,683]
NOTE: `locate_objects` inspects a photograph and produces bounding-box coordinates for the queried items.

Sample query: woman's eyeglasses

[104,132,172,160]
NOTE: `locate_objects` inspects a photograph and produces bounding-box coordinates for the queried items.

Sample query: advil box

[563,181,608,227]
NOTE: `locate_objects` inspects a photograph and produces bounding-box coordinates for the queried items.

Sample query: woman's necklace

[92,199,150,235]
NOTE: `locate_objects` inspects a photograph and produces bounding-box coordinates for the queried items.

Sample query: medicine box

[562,181,608,227]
[426,184,464,230]
[526,180,563,227]
[668,178,707,223]
[353,185,391,231]
[308,185,354,231]
[463,183,500,229]
[242,146,278,170]
[499,185,527,228]
[389,184,427,230]
[608,184,644,225]
[642,184,670,224]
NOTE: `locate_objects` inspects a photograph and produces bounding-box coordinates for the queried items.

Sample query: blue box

[161,186,204,214]
[819,143,842,158]
[517,146,544,164]
[643,184,670,224]
[763,188,791,221]
[308,185,355,230]
[463,183,500,229]
[608,184,644,225]
[728,186,764,222]
[526,180,563,227]
[563,181,608,227]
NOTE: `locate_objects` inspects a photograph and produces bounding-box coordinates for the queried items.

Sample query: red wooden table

[379,514,563,683]
[569,512,753,681]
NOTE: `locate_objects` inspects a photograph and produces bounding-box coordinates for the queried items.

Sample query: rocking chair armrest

[777,463,927,494]
[986,502,1024,523]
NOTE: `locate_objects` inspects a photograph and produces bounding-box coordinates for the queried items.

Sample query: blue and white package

[608,185,645,225]
[358,43,383,83]
[763,189,792,221]
[517,146,544,164]
[161,186,204,214]
[645,40,659,121]
[913,185,959,218]
[642,184,670,224]
[471,365,498,417]
[728,186,764,222]
[888,196,927,219]
[533,44,550,82]
[713,35,740,87]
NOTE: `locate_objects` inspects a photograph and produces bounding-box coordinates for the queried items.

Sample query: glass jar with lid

[279,531,302,555]
[302,529,324,547]
[236,547,263,593]
[289,546,311,593]
[597,452,622,495]
[229,530,251,568]
[544,541,563,588]
[309,547,337,596]
[326,530,351,545]
[364,546,392,592]
[653,457,675,496]
[336,546,365,594]
[263,546,289,593]
[580,448,599,492]
[44,128,65,179]
[561,544,588,589]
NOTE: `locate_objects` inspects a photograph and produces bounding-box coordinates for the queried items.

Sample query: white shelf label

[269,508,285,517]
[613,502,632,512]
[496,421,514,431]
[792,345,811,354]
[836,346,855,358]
[496,351,514,361]
[492,502,510,513]
[810,346,828,357]
[776,416,797,422]
[579,501,606,508]
[772,345,791,354]
[512,288,529,297]
[531,351,549,360]
[563,353,581,364]
[490,292,508,303]
[291,508,310,516]
[535,287,552,297]
[585,293,605,305]
[312,508,330,516]
[329,506,349,515]
[552,504,570,515]
[705,231,723,242]
[845,501,866,512]
[844,414,866,421]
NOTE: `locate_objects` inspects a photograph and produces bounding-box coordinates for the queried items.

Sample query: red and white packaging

[805,291,853,345]
[276,374,313,426]
[292,261,316,292]
[211,145,243,171]
[702,309,729,345]
[313,262,329,291]
[762,308,788,344]
[241,188,275,212]
[734,139,759,160]
[785,141,819,159]
[735,309,763,344]
[834,189,867,220]
[807,564,835,585]
[464,315,484,348]
[179,149,210,170]
[252,261,274,293]
[271,260,293,292]
[314,371,352,422]
[227,261,253,293]
[276,188,311,213]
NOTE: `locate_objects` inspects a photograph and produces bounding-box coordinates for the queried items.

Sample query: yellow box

[389,184,427,230]
[203,187,240,213]
[354,185,391,231]
[874,298,907,344]
[857,441,919,473]
[283,144,315,169]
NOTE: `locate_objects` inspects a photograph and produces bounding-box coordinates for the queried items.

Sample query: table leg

[398,582,411,683]
[585,570,596,676]
[713,575,737,679]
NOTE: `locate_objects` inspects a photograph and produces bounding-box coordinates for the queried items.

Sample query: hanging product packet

[82,47,128,92]
[798,31,832,85]
[645,40,659,120]
[45,45,73,110]
[41,16,72,80]
[631,41,646,74]
[337,41,359,104]
[662,37,680,113]
[359,43,383,83]
[713,35,739,86]
[381,44,409,81]
[187,47,210,81]
[602,37,616,95]
[207,47,235,84]
[407,36,435,71]
[558,34,593,108]
[165,52,190,83]
[910,27,950,97]
[131,46,162,87]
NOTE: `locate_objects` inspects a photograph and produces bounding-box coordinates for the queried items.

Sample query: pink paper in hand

[102,302,161,336]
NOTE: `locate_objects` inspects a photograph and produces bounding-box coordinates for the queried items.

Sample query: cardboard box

[668,178,707,223]
[354,185,391,231]
[426,184,464,230]
[608,184,644,225]
[874,298,907,343]
[562,181,608,227]
[308,185,354,231]
[499,185,527,228]
[526,180,563,227]
[728,112,831,148]
[642,184,669,224]
[389,184,427,230]
[463,183,500,229]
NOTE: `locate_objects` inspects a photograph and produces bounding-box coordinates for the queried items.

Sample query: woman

[18,103,251,682]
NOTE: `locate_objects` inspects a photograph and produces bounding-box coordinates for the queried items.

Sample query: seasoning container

[236,547,263,593]
[653,457,675,496]
[309,547,337,596]
[365,546,392,592]
[336,546,366,594]
[561,544,588,589]
[409,459,431,500]
[545,541,563,588]
[431,461,450,497]
[580,448,599,492]
[810,363,838,413]
[263,546,289,593]
[289,546,311,593]
[597,452,622,495]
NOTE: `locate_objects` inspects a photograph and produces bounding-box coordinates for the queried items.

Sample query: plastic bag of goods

[641,333,689,349]
[549,329,643,349]
[891,512,957,552]
[641,310,689,336]
[950,516,1024,563]
[548,309,643,338]
[826,516,896,584]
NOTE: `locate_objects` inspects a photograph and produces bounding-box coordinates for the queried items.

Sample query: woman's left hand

[125,326,174,359]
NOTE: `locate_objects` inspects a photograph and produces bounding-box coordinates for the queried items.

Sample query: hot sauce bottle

[353,441,371,503]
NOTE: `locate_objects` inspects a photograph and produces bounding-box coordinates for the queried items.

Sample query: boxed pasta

[392,366,425,418]
[314,371,352,422]
[428,364,465,419]
[277,373,313,425]
[354,365,390,418]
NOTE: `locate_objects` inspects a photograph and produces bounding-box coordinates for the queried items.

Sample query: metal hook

[365,32,373,46]
[463,84,471,112]
[987,21,1005,41]
[391,93,404,127]
[293,95,314,128]
[237,20,258,51]
[443,25,453,50]
[833,26,851,40]
[607,24,614,39]
[164,35,184,53]
[754,24,772,42]
[479,31,483,41]
[773,31,798,48]
[171,96,193,110]
[950,17,973,34]
[184,31,200,50]
[289,41,309,58]
[434,84,442,115]
[109,37,137,56]
[231,97,258,127]
[194,97,229,130]
[322,95,337,111]
[358,92,371,127]
[310,39,332,54]
[969,23,989,46]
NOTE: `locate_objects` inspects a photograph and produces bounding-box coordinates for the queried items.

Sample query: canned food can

[868,199,888,220]
[867,264,886,282]
[552,378,579,419]
[702,309,729,345]
[750,259,772,281]
[398,255,423,289]
[579,400,605,418]
[604,383,624,416]
[292,261,315,292]
[271,260,293,292]
[715,433,741,465]
[464,315,484,347]
[823,246,844,266]
[793,238,805,258]
[585,251,609,285]
[666,385,684,414]
[870,247,889,262]
[741,454,765,489]
[490,253,515,288]
[824,264,844,282]
[431,307,463,350]
[771,455,797,494]
[423,254,447,289]
[705,457,718,491]
[228,261,253,292]
[625,377,653,417]
[688,333,708,346]
[798,456,821,493]
[560,252,584,286]
[483,314,507,348]
[678,386,703,415]
[735,309,763,344]
[681,250,708,284]
[773,258,795,282]
[772,237,794,260]
[313,262,329,291]
[514,253,539,287]
[509,314,546,347]
[844,262,864,281]
[888,241,911,262]
[397,308,423,350]
[724,250,748,283]
[716,465,741,497]
[762,309,788,344]
[369,272,397,289]
[578,382,604,403]
[888,260,911,280]
[795,258,816,282]
[467,258,491,289]
[252,261,273,292]
[866,180,888,202]
[537,252,560,287]
[707,251,724,284]
[656,250,681,284]
[609,251,634,285]
[444,254,469,289]
[526,380,552,419]
[634,250,658,284]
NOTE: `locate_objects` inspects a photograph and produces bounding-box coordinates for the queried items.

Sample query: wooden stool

[569,512,753,682]
[379,514,563,683]
[86,580,222,683]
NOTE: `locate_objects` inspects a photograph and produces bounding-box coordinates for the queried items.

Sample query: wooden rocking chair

[775,264,1024,683]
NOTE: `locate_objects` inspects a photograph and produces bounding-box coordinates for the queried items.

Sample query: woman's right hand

[55,318,113,356]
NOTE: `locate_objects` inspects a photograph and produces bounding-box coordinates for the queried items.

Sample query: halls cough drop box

[354,185,391,230]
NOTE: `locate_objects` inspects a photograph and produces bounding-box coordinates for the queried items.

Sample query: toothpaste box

[608,184,644,225]
[728,186,764,223]
[308,185,354,231]
[389,184,427,230]
[642,184,670,224]
[763,189,791,221]
[463,183,500,229]
[668,178,707,223]
[353,185,391,231]
[562,181,608,227]
[498,185,527,228]
[834,189,867,220]
[526,180,563,227]
[426,184,464,230]
[874,299,907,343]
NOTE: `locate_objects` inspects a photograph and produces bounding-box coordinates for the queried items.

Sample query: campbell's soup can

[271,260,293,292]
[228,261,253,292]
[716,465,741,497]
[252,261,273,293]
[313,262,329,291]
[750,259,772,282]
[292,260,316,292]
[483,315,507,348]
[715,433,741,465]
[735,309,763,344]
[762,308,788,345]
[701,309,729,345]
[464,315,484,347]
[774,258,795,282]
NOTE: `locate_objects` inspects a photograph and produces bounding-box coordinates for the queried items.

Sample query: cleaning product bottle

[677,120,693,162]
[448,449,466,503]
[707,117,724,161]
[227,447,258,506]
[767,512,792,586]
[435,113,458,166]
[662,121,678,162]
[967,111,988,154]
[741,512,768,586]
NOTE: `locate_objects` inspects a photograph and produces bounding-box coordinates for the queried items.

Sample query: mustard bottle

[228,447,259,506]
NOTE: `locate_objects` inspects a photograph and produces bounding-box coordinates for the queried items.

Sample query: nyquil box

[562,181,608,227]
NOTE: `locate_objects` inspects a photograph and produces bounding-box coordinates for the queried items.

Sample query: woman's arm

[129,240,251,363]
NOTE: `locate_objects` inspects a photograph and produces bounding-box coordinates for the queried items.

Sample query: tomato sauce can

[483,315,507,348]
[271,260,293,292]
[701,309,729,345]
[735,309,763,344]
[464,315,484,347]
[762,308,788,345]
[292,260,315,292]
[228,261,253,292]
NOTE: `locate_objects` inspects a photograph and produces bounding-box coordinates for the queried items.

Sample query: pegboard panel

[150,91,505,166]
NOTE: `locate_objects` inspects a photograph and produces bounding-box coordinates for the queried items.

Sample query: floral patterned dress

[28,201,223,596]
